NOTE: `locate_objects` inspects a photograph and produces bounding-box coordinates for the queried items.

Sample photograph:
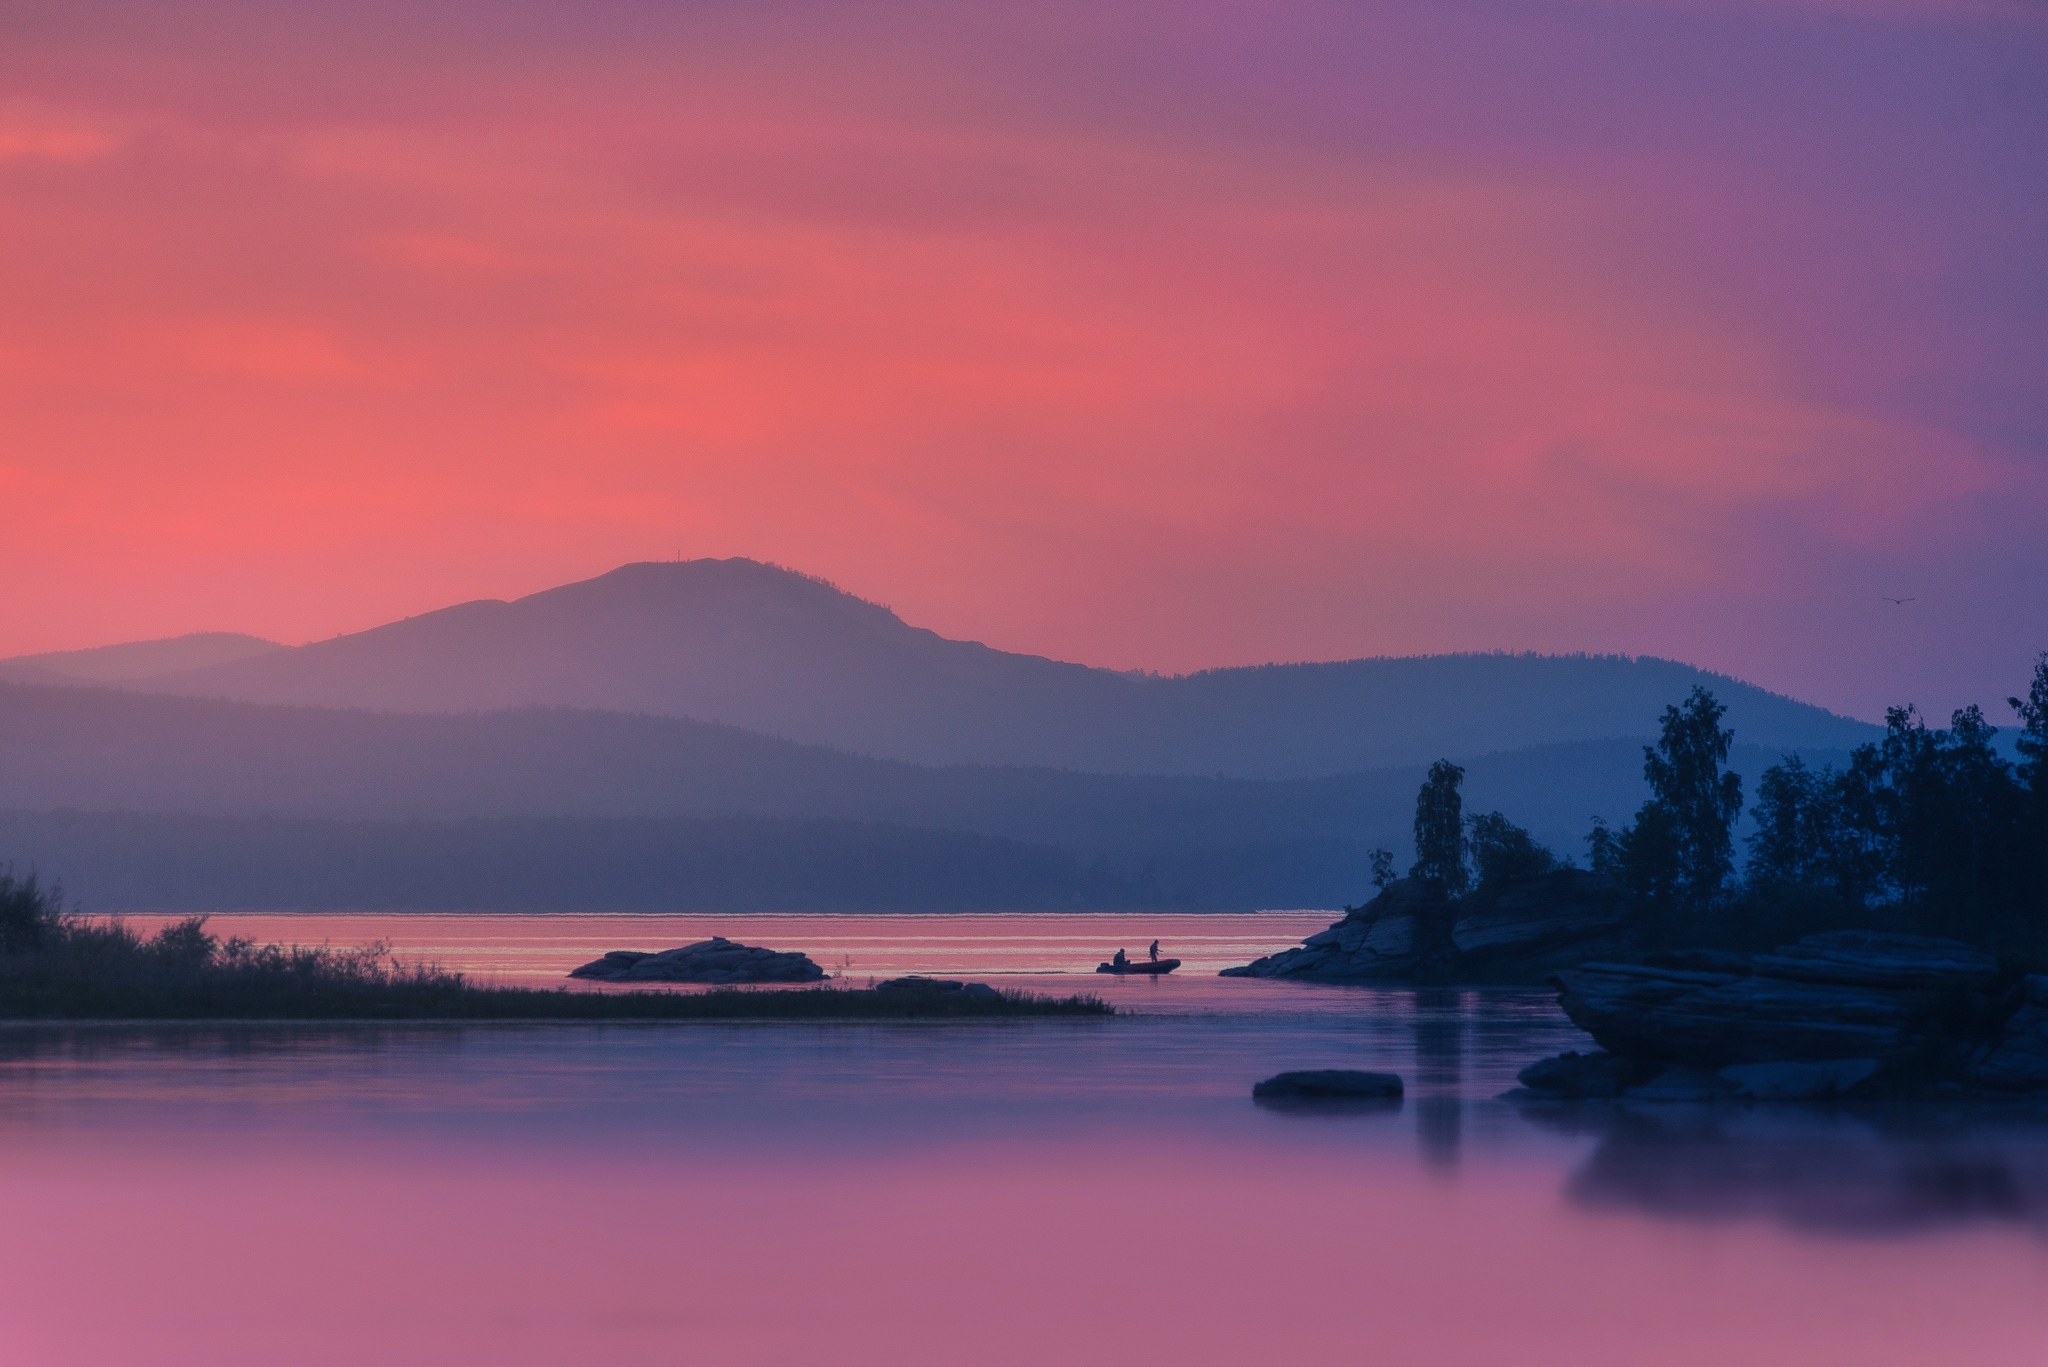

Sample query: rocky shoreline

[1222,872,1630,984]
[1514,931,2048,1102]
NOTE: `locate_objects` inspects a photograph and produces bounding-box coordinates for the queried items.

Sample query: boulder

[1718,1058,1881,1101]
[1252,1069,1404,1101]
[1517,1050,1658,1099]
[1971,976,2048,1092]
[568,937,825,984]
[1551,932,2005,1075]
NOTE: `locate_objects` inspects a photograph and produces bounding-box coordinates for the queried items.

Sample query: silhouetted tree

[1826,744,1893,907]
[1740,660,2047,950]
[1746,755,1831,889]
[2011,653,2048,922]
[1585,817,1622,878]
[0,869,60,954]
[1466,811,1555,889]
[1869,704,2026,939]
[1411,760,1469,894]
[1623,687,1742,913]
[1369,848,1397,890]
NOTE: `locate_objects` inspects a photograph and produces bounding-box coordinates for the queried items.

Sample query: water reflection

[1515,1099,2048,1238]
[1251,1092,1405,1119]
[1413,987,1464,1174]
[3,1004,2048,1362]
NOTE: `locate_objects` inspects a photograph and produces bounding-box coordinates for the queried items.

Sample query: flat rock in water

[568,937,825,984]
[1252,1069,1404,1101]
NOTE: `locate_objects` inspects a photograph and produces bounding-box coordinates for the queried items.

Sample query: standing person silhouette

[1149,940,1160,961]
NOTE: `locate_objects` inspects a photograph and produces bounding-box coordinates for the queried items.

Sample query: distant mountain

[0,632,283,684]
[0,681,1849,908]
[0,810,1156,913]
[105,559,1875,777]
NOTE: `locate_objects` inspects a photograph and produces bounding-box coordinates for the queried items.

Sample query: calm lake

[4,912,2045,1365]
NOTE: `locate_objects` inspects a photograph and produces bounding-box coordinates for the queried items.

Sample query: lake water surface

[4,912,2045,1365]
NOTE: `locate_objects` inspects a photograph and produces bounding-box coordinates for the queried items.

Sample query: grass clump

[0,872,1112,1021]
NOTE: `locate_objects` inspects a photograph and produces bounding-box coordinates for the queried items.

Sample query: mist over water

[4,914,2044,1365]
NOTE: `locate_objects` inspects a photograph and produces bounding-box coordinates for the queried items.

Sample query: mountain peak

[78,561,1874,777]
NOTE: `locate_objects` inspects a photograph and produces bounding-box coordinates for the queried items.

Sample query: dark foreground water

[4,914,2046,1365]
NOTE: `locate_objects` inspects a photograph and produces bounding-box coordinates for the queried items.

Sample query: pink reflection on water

[2,1132,2044,1366]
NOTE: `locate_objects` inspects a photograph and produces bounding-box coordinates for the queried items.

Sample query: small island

[569,937,828,984]
[0,874,1110,1022]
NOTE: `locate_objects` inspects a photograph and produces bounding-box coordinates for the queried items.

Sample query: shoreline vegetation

[0,875,1110,1022]
[1237,652,2048,987]
[1229,658,2048,1099]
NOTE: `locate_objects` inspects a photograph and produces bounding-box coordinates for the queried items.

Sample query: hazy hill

[0,810,1156,913]
[0,632,283,684]
[0,681,1846,907]
[101,559,1876,777]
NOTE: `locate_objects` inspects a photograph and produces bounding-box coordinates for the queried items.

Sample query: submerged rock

[1222,872,1626,984]
[1252,1069,1405,1101]
[568,937,825,984]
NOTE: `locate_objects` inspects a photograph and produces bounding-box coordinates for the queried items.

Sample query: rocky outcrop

[1516,932,2048,1099]
[1549,931,1998,1072]
[1450,875,1633,965]
[569,936,826,984]
[1221,872,1626,983]
[1252,1069,1404,1102]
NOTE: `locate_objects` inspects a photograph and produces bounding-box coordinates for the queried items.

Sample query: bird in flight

[1883,596,1916,605]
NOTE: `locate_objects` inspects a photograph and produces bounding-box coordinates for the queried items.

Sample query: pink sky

[2,0,2043,721]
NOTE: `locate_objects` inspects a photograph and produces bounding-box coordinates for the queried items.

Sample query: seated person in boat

[1112,948,1128,968]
